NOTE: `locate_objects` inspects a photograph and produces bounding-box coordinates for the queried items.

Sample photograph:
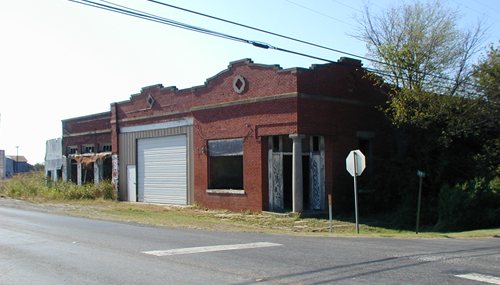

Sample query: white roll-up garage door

[137,135,187,204]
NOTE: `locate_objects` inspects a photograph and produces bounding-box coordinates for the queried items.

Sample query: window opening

[302,136,310,153]
[82,145,94,154]
[101,144,112,152]
[68,146,78,155]
[147,94,155,108]
[312,136,320,152]
[208,139,243,189]
[282,137,293,153]
[272,136,280,152]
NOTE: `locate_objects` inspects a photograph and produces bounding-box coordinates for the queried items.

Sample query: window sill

[206,189,245,195]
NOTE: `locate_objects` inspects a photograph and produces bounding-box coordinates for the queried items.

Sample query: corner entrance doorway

[268,135,325,212]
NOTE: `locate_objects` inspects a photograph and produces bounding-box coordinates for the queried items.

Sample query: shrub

[436,177,500,231]
[0,172,116,201]
[0,172,47,199]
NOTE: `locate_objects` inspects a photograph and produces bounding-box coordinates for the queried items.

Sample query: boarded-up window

[208,138,243,189]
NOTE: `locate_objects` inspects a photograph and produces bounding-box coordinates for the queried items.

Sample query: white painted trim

[143,242,282,256]
[455,273,500,284]
[120,118,193,133]
[206,189,245,195]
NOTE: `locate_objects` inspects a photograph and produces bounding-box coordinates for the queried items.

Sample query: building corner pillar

[62,157,68,182]
[289,134,304,213]
[110,102,120,198]
[94,159,103,185]
[111,154,119,197]
[77,161,82,186]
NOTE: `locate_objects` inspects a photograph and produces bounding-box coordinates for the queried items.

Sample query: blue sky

[0,0,498,163]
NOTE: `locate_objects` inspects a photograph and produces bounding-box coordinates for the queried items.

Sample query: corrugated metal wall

[118,126,194,203]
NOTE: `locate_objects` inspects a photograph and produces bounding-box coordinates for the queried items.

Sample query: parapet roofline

[116,57,366,104]
[62,111,111,123]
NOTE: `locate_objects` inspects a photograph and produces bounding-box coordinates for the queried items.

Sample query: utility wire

[284,0,352,25]
[147,0,378,65]
[73,2,474,97]
[69,0,249,44]
[330,0,363,13]
[70,0,336,64]
[70,0,482,91]
[146,0,483,90]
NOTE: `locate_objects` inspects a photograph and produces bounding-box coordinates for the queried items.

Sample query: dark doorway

[302,156,310,210]
[283,155,292,211]
[71,160,78,183]
[103,157,112,180]
[282,155,311,211]
[83,163,94,184]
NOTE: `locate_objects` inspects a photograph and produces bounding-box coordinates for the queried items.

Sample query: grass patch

[7,199,496,238]
[0,172,116,201]
[1,174,498,238]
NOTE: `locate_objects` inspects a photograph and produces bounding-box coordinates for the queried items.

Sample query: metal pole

[328,194,333,232]
[416,176,423,234]
[353,152,359,234]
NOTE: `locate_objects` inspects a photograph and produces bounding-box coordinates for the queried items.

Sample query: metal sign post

[353,152,360,234]
[328,194,333,232]
[416,170,426,234]
[346,150,365,234]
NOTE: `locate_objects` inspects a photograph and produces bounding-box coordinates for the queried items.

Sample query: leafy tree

[470,45,500,175]
[356,0,485,135]
[353,1,498,228]
[473,45,499,110]
[32,163,45,172]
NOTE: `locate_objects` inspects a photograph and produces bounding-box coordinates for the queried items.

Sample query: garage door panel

[138,135,187,205]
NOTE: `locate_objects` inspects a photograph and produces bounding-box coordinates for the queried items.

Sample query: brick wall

[297,60,393,212]
[114,59,299,129]
[61,58,394,212]
[62,112,112,155]
[112,59,301,211]
[192,98,298,211]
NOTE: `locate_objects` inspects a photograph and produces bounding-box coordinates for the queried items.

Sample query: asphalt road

[1,202,499,285]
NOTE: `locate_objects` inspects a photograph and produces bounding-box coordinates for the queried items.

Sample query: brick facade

[62,111,112,154]
[61,58,393,212]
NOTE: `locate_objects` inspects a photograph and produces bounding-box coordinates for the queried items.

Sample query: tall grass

[0,172,116,201]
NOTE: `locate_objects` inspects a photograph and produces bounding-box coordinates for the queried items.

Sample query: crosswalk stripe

[455,273,500,284]
[143,242,282,257]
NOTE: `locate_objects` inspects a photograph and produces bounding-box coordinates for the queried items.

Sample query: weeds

[0,172,116,201]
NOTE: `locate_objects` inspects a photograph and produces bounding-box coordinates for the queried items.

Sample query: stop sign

[346,150,366,177]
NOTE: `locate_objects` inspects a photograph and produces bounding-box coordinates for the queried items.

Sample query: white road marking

[455,273,500,284]
[143,242,282,256]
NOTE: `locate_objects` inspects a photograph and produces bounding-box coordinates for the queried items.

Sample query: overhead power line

[147,0,385,66]
[284,0,352,26]
[69,0,482,91]
[69,0,336,64]
[146,0,483,90]
[330,0,363,13]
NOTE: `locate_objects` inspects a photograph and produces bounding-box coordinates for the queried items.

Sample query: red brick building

[61,58,392,212]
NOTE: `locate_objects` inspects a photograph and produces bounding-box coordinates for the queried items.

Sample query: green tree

[433,46,499,230]
[356,0,485,135]
[354,1,497,227]
[470,45,500,175]
[32,163,45,172]
[473,45,499,109]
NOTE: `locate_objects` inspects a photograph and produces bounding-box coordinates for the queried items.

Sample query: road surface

[1,201,499,284]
